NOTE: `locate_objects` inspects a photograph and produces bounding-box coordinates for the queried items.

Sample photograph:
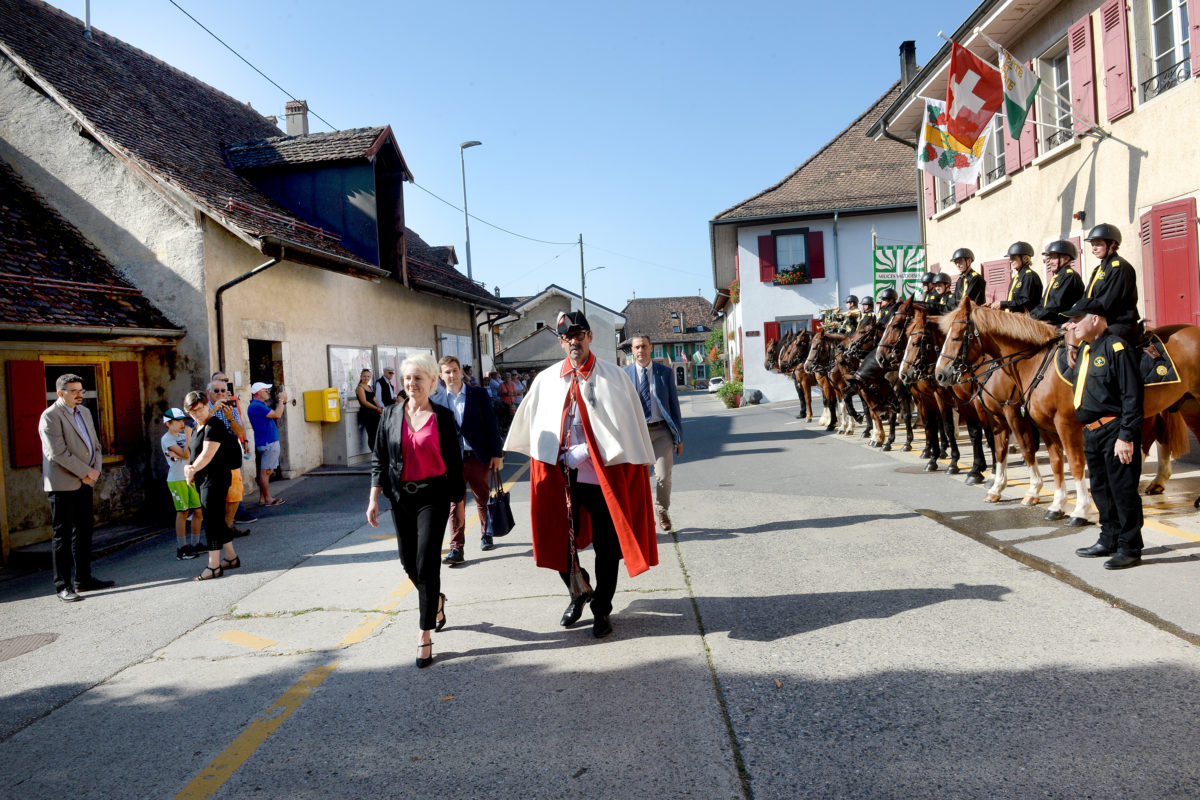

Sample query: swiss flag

[946,42,1003,149]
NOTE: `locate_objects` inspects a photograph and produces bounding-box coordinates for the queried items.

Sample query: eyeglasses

[211,389,228,394]
[560,332,587,342]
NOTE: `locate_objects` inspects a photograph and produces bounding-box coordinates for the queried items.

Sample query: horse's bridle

[901,325,935,383]
[876,308,912,369]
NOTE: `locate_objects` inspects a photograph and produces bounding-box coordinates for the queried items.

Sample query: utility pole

[578,233,586,315]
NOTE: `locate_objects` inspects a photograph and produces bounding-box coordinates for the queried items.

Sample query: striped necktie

[638,366,652,418]
[1073,344,1091,409]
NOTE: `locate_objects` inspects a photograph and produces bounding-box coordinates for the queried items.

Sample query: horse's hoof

[825,424,837,431]
[1021,496,1040,506]
[984,494,1000,503]
[860,430,871,439]
[919,448,931,459]
[938,450,949,459]
[964,472,985,486]
[1195,495,1200,509]
[945,465,961,475]
[1066,516,1092,527]
[1145,483,1165,495]
[924,461,938,473]
[1044,509,1067,521]
[902,444,912,452]
[882,444,892,452]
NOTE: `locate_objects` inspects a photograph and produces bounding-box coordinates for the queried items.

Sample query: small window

[775,233,807,272]
[934,177,955,212]
[1143,0,1192,100]
[670,311,679,319]
[673,345,684,360]
[1039,40,1073,151]
[672,325,681,333]
[981,114,1006,186]
[778,318,812,336]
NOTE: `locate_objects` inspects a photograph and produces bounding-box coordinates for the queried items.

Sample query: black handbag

[486,468,515,538]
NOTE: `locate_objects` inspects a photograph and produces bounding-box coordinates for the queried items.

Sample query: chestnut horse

[778,330,818,421]
[803,329,859,434]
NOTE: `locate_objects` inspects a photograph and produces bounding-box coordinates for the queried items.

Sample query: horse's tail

[1156,410,1190,459]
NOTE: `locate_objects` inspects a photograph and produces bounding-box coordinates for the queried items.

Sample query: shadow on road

[678,512,920,540]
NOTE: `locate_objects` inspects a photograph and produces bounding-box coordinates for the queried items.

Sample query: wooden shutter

[923,172,936,219]
[1191,0,1200,77]
[1003,122,1021,176]
[757,235,776,282]
[1139,214,1156,328]
[110,360,142,455]
[954,181,971,203]
[982,259,1011,304]
[1068,15,1096,134]
[1019,67,1037,167]
[808,231,825,279]
[7,360,46,469]
[1145,198,1200,325]
[1100,0,1133,121]
[763,321,781,347]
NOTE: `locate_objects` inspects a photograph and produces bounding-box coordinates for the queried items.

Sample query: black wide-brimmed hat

[1063,297,1108,319]
[556,311,591,336]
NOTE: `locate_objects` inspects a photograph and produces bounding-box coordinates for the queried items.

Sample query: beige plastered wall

[202,223,473,477]
[924,0,1200,318]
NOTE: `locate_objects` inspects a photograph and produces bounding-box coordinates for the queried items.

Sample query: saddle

[1054,333,1179,387]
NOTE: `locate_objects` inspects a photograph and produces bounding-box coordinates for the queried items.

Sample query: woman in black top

[356,368,383,450]
[183,390,241,581]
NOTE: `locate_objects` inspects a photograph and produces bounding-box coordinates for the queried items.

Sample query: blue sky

[45,0,950,312]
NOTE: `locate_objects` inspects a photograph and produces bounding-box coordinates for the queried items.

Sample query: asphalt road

[2,391,1199,799]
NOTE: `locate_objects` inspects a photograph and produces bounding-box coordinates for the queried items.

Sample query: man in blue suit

[435,356,505,564]
[626,335,684,531]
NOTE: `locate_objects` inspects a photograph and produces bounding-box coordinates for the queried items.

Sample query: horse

[935,299,1200,519]
[803,329,859,434]
[841,318,914,451]
[764,330,791,373]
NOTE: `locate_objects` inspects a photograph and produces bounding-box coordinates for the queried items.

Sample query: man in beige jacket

[39,373,114,602]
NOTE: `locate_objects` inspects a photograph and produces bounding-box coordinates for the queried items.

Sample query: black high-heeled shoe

[416,640,434,669]
[435,593,447,632]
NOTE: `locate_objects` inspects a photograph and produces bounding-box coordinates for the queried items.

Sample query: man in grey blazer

[626,335,684,531]
[39,373,114,601]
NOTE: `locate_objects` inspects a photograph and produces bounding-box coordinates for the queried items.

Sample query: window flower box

[774,264,810,286]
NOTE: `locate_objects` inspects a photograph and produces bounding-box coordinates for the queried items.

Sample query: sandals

[194,565,223,581]
[220,556,241,570]
[416,640,434,669]
[435,593,447,632]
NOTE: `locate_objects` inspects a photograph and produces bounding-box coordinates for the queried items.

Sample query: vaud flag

[917,97,994,185]
[997,47,1040,139]
[946,42,1003,149]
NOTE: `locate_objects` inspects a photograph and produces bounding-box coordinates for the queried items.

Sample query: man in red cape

[505,311,656,638]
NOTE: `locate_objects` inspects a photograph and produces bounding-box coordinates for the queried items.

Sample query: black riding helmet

[1085,223,1122,245]
[878,287,898,302]
[919,272,936,286]
[861,296,874,308]
[1043,239,1078,260]
[1007,241,1035,257]
[933,272,953,285]
[845,294,859,305]
[951,247,975,262]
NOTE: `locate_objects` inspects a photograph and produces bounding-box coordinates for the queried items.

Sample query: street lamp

[582,265,606,315]
[459,140,482,281]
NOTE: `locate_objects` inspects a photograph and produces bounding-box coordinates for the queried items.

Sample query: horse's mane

[937,300,1058,345]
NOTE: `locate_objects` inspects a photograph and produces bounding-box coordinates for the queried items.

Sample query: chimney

[264,115,279,129]
[285,100,309,136]
[899,41,918,88]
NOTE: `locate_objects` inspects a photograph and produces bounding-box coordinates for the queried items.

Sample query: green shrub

[716,380,743,408]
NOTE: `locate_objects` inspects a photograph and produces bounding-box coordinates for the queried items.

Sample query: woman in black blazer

[367,353,465,668]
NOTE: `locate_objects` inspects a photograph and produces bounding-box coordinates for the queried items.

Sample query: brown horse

[778,330,817,421]
[803,329,858,433]
[935,299,1200,520]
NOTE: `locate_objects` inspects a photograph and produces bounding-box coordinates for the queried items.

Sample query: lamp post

[459,140,482,280]
[582,266,606,316]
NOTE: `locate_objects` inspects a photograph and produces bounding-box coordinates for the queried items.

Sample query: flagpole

[972,28,1104,135]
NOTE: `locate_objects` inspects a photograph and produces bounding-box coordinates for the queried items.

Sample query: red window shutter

[110,360,142,455]
[807,231,825,279]
[7,360,46,468]
[1100,0,1133,121]
[764,321,781,345]
[757,235,776,283]
[1068,16,1096,134]
[1147,198,1200,325]
[1191,0,1200,77]
[923,172,936,219]
[1140,213,1156,328]
[1019,68,1037,166]
[1003,119,1021,175]
[982,259,1011,304]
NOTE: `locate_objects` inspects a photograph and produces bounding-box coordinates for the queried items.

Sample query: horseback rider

[1031,240,1085,326]
[839,295,862,334]
[918,272,937,310]
[1083,223,1141,345]
[876,287,899,328]
[859,296,877,328]
[852,288,900,414]
[950,247,987,309]
[990,241,1042,313]
[929,272,953,314]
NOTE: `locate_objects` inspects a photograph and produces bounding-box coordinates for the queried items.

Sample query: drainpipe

[215,255,282,373]
[832,211,841,308]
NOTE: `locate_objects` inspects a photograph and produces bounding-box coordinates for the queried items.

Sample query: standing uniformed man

[950,248,986,309]
[1082,223,1141,345]
[1064,297,1144,570]
[989,241,1042,313]
[1031,240,1085,326]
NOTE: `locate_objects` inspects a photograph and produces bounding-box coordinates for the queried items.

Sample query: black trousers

[1084,421,1144,555]
[390,475,451,631]
[558,475,622,618]
[48,486,94,592]
[199,475,233,551]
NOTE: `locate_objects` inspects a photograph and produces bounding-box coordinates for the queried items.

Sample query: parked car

[707,377,725,394]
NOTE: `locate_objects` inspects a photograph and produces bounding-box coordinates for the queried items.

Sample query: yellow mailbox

[303,388,341,422]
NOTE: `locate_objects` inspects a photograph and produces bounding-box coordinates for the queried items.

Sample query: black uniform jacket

[952,269,987,308]
[1073,329,1143,443]
[1031,265,1084,325]
[1085,254,1140,326]
[371,401,466,503]
[877,303,896,328]
[858,311,877,329]
[1000,265,1043,312]
[921,291,950,315]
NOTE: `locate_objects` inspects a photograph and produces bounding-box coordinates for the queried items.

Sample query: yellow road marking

[340,615,388,647]
[173,661,338,800]
[1143,517,1200,544]
[216,631,277,651]
[369,534,392,541]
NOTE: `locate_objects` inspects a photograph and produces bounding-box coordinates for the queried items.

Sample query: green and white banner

[873,245,926,300]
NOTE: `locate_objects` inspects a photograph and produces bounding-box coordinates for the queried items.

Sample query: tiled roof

[404,228,510,311]
[0,159,181,333]
[619,296,714,345]
[225,127,396,171]
[713,81,917,221]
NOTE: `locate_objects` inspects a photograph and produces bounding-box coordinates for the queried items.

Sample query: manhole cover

[0,633,58,663]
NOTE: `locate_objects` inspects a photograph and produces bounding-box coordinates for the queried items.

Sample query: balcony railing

[1044,128,1073,150]
[1142,57,1191,101]
[937,192,957,212]
[983,157,1007,185]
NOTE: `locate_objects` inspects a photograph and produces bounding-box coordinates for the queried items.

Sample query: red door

[1142,198,1200,326]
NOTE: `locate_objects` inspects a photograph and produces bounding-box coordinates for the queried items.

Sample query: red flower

[952,153,970,168]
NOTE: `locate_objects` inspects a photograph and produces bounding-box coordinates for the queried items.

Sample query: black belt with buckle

[647,420,667,428]
[400,481,429,494]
